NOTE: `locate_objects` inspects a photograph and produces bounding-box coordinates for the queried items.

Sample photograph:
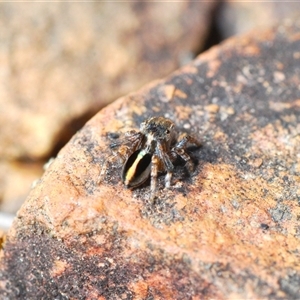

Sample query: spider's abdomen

[122,149,152,188]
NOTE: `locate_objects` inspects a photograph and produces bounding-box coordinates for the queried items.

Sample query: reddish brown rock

[0,1,215,160]
[1,20,300,299]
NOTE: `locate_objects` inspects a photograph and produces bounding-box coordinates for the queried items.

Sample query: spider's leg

[110,131,143,149]
[175,133,200,149]
[157,142,174,188]
[150,154,159,201]
[172,148,194,173]
[165,172,172,188]
[98,131,144,184]
[172,133,200,173]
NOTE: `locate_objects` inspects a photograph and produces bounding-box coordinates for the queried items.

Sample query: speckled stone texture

[1,19,300,299]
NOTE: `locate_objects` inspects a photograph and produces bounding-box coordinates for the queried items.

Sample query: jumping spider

[98,116,200,200]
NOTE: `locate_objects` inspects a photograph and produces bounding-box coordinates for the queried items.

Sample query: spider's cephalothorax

[99,116,200,200]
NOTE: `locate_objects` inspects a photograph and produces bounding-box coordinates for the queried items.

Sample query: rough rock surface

[0,1,214,160]
[1,20,300,299]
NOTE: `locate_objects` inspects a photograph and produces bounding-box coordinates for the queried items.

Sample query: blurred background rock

[1,1,300,230]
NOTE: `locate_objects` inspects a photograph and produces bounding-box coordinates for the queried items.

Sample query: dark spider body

[99,116,200,200]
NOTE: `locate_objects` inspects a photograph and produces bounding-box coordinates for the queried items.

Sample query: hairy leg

[150,154,159,201]
[98,131,144,184]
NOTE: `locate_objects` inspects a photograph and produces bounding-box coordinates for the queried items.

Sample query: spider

[98,116,200,200]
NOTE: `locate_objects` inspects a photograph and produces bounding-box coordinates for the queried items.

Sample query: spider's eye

[166,129,170,134]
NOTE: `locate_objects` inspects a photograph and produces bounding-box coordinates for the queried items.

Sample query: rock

[219,1,300,37]
[0,1,216,226]
[0,1,215,160]
[0,1,216,221]
[1,19,300,299]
